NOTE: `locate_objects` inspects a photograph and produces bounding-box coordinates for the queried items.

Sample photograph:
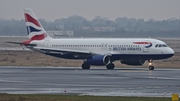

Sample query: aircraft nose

[168,48,175,57]
[170,48,174,54]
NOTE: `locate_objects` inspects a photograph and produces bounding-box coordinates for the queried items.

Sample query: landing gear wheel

[148,60,154,70]
[82,63,90,69]
[106,63,115,69]
[149,66,154,70]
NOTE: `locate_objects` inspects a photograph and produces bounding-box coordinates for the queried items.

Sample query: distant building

[82,27,115,32]
[47,31,74,38]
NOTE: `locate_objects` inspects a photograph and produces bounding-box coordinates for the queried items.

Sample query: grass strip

[0,94,171,101]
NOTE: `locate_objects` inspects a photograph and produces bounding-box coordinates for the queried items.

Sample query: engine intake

[121,60,146,66]
[86,55,110,66]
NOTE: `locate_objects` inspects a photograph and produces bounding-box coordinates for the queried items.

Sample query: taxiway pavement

[0,66,179,97]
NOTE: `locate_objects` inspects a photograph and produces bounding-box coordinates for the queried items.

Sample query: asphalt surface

[0,66,180,97]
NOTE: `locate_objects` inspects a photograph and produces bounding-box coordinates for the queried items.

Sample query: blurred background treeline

[0,16,180,37]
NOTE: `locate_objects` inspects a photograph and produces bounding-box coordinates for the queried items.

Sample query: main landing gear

[106,63,115,69]
[148,60,154,70]
[82,62,90,69]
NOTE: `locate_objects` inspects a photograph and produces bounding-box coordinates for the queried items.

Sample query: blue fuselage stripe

[46,53,174,61]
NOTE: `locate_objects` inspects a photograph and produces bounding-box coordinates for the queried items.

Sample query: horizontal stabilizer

[6,42,37,46]
[6,42,22,44]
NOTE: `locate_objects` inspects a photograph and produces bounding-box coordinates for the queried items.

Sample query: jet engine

[86,55,110,66]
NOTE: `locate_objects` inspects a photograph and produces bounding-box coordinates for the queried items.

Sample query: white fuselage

[31,38,174,61]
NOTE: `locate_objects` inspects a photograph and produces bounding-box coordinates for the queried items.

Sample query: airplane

[7,8,174,70]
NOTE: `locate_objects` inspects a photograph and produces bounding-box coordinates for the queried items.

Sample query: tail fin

[24,8,49,40]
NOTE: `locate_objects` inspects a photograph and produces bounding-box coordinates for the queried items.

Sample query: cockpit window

[155,44,168,48]
[162,44,167,47]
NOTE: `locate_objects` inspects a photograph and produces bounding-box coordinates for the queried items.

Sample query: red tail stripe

[30,34,46,40]
[22,40,32,46]
[25,13,41,27]
[21,34,46,46]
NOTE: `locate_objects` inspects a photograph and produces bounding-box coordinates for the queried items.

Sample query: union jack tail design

[24,8,48,40]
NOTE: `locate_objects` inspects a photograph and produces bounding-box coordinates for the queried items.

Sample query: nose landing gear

[148,60,154,70]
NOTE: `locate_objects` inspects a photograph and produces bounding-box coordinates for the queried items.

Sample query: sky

[0,0,180,21]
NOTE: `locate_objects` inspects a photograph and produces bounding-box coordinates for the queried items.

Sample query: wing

[31,47,113,58]
[32,47,92,56]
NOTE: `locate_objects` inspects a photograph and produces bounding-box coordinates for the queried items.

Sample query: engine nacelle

[121,60,146,66]
[86,55,110,66]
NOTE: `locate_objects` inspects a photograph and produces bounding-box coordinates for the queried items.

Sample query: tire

[106,63,115,69]
[82,63,90,69]
[149,66,154,70]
